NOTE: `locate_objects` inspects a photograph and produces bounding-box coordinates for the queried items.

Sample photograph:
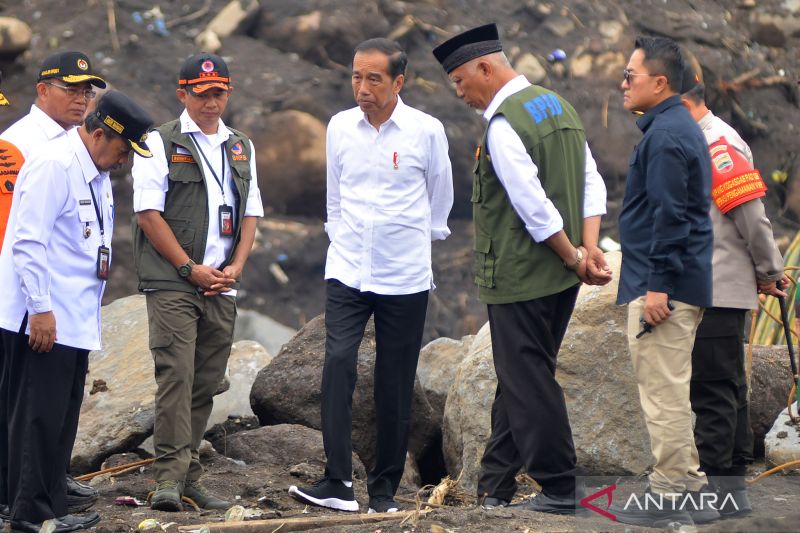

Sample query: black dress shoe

[510,491,583,515]
[11,512,100,533]
[66,476,98,513]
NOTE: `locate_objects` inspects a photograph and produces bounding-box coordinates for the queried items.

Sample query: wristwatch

[178,259,196,278]
[564,248,583,270]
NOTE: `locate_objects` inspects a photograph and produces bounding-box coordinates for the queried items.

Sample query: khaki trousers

[627,297,707,494]
[146,290,236,482]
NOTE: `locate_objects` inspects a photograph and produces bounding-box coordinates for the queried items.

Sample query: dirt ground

[73,452,800,533]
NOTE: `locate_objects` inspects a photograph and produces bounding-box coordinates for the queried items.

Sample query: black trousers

[477,285,581,500]
[321,279,428,499]
[1,322,88,523]
[690,307,752,484]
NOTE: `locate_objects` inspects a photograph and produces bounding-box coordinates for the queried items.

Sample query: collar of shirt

[697,109,715,133]
[179,109,232,147]
[29,103,71,141]
[356,95,414,132]
[67,127,105,184]
[635,94,682,132]
[483,75,531,121]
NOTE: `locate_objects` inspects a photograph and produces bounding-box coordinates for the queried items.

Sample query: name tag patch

[171,154,196,164]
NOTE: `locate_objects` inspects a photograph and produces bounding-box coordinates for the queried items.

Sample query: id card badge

[219,205,234,236]
[96,245,110,280]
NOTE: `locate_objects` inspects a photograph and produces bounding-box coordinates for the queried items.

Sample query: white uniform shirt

[324,96,454,295]
[483,75,607,242]
[131,110,264,296]
[0,128,113,351]
[0,104,70,159]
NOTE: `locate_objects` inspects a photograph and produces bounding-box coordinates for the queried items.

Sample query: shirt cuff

[647,272,674,295]
[133,189,166,213]
[431,227,450,241]
[324,221,339,240]
[27,294,51,315]
[584,204,607,218]
[527,217,563,243]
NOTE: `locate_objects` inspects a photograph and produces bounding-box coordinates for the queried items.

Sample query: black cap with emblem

[38,51,107,88]
[432,23,503,74]
[92,90,154,158]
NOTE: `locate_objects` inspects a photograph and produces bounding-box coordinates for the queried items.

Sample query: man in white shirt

[0,51,108,523]
[433,24,611,514]
[0,91,153,533]
[132,53,263,512]
[289,38,454,514]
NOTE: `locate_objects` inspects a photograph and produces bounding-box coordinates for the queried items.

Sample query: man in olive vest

[433,24,611,514]
[132,53,263,512]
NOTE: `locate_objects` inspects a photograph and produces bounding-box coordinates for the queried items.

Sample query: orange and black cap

[178,53,231,94]
[38,51,107,88]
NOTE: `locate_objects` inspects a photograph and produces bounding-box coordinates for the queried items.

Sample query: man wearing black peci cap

[433,24,611,514]
[132,52,263,512]
[0,51,108,524]
[0,90,153,533]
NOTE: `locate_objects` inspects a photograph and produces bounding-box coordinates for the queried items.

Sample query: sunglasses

[622,69,659,84]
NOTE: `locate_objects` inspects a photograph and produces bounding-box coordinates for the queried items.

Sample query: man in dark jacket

[613,36,717,528]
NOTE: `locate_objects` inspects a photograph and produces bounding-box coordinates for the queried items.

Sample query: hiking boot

[66,475,98,514]
[288,478,358,512]
[150,480,184,512]
[184,479,231,510]
[368,497,399,513]
[717,488,752,518]
[685,488,721,524]
[511,490,585,516]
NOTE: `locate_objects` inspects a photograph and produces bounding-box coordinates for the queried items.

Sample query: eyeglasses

[44,81,96,100]
[622,69,658,84]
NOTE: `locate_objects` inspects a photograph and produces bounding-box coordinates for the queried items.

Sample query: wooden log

[177,509,432,532]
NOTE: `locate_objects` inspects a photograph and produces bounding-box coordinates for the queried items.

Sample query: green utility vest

[133,119,253,293]
[473,85,586,304]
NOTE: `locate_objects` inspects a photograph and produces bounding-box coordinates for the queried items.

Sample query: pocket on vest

[165,217,196,258]
[473,233,495,288]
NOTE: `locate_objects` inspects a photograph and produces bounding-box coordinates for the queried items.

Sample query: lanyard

[189,133,227,203]
[88,182,105,245]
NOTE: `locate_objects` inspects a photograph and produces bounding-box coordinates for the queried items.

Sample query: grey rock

[224,423,367,480]
[765,403,800,467]
[417,336,473,428]
[514,53,547,84]
[207,340,274,428]
[0,17,32,57]
[250,314,438,472]
[543,15,575,38]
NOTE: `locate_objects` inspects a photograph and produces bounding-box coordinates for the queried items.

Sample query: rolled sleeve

[583,143,607,218]
[426,120,454,241]
[244,139,264,217]
[487,116,563,242]
[132,130,169,213]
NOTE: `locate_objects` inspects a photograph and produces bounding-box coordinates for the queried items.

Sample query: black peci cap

[38,51,106,88]
[92,90,154,158]
[178,53,231,94]
[432,23,503,74]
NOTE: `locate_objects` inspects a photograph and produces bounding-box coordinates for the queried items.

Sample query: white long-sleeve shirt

[324,96,454,295]
[483,75,607,242]
[0,128,112,351]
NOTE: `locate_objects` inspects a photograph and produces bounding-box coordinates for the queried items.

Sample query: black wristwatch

[178,259,196,278]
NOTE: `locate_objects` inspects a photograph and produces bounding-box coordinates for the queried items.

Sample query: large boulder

[233,308,296,357]
[249,110,327,216]
[207,340,274,428]
[750,344,796,441]
[224,423,367,481]
[250,314,439,470]
[73,295,154,473]
[417,335,474,425]
[73,295,272,472]
[0,17,32,58]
